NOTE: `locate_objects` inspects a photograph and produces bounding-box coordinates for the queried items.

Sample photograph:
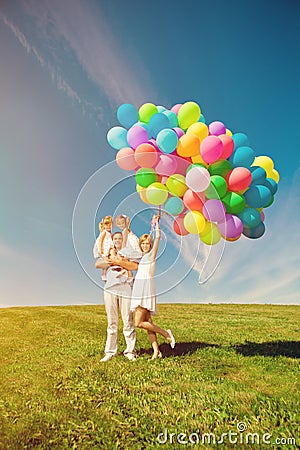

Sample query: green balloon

[138,103,158,123]
[222,192,246,214]
[208,160,232,178]
[186,163,207,173]
[205,175,228,199]
[135,168,158,188]
[265,195,274,208]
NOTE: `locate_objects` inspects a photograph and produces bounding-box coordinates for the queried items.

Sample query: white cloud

[18,0,156,108]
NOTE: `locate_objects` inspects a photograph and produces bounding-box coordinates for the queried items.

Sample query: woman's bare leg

[145,311,160,355]
[135,306,172,343]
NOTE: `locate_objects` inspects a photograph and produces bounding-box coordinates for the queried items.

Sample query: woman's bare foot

[151,351,162,360]
[167,329,176,348]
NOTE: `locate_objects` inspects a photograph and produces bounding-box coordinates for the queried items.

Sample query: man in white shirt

[95,232,139,362]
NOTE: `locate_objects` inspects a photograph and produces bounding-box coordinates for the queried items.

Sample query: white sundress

[130,249,157,315]
[118,231,143,261]
[93,230,113,258]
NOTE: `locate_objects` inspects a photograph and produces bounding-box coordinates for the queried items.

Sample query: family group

[94,214,175,361]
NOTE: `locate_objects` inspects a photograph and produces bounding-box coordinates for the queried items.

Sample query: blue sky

[1,0,299,307]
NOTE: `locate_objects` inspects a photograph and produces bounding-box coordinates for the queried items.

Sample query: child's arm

[121,228,128,249]
[98,230,106,255]
[121,217,131,248]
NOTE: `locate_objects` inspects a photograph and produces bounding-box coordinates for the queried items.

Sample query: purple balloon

[209,121,226,136]
[203,200,226,223]
[218,214,243,238]
[173,127,185,139]
[127,125,149,149]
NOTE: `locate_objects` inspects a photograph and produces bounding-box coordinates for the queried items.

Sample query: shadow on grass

[138,341,219,358]
[233,341,300,359]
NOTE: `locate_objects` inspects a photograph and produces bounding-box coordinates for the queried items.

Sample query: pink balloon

[203,199,226,223]
[200,136,223,164]
[171,104,182,115]
[218,214,243,239]
[154,153,177,176]
[148,138,159,150]
[173,127,185,139]
[218,134,234,159]
[261,211,265,221]
[186,166,211,192]
[209,121,226,136]
[127,125,149,149]
[175,156,192,175]
[116,147,138,171]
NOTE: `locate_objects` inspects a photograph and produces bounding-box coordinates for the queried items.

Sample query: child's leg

[101,268,107,281]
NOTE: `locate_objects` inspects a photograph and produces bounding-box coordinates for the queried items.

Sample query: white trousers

[103,285,136,356]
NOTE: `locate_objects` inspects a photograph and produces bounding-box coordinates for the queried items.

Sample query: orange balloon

[134,143,158,168]
[139,187,151,204]
[176,134,200,157]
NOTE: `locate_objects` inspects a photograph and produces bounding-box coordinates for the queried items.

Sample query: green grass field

[0,304,299,449]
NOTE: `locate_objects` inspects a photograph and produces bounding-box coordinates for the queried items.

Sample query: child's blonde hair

[99,215,113,232]
[139,234,153,251]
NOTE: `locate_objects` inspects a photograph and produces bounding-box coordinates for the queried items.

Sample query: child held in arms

[93,215,113,280]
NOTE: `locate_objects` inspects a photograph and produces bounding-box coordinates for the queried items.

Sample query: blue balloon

[243,222,265,239]
[238,207,261,228]
[250,166,267,185]
[162,110,178,128]
[107,126,128,150]
[198,114,206,124]
[244,185,272,208]
[232,133,250,149]
[156,129,178,154]
[157,105,167,112]
[165,196,184,216]
[264,178,278,195]
[148,113,170,138]
[229,146,255,168]
[134,121,149,131]
[117,104,138,129]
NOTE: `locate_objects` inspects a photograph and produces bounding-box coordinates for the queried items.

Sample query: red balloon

[226,167,252,192]
[134,143,158,168]
[183,189,205,211]
[218,134,234,159]
[173,214,189,235]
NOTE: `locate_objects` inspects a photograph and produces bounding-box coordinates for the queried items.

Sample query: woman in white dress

[131,218,175,359]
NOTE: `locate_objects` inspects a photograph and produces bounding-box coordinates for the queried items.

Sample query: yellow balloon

[191,153,208,166]
[136,184,142,193]
[253,156,274,172]
[267,168,280,183]
[199,222,221,245]
[186,122,209,142]
[226,128,232,136]
[184,211,206,234]
[178,101,201,130]
[166,174,188,197]
[223,235,241,242]
[146,182,168,205]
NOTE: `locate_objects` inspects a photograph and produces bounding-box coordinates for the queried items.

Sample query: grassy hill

[0,304,299,449]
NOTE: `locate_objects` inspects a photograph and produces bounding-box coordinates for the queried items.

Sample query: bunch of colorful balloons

[107,101,279,245]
